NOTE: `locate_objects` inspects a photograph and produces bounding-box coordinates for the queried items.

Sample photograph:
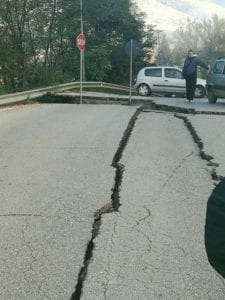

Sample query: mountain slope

[135,0,225,31]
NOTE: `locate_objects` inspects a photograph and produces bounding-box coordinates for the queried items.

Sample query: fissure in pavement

[144,103,225,280]
[70,102,224,300]
[174,113,223,181]
[143,102,223,181]
[70,107,142,300]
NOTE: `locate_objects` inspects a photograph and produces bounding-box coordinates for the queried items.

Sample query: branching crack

[174,113,224,181]
[139,206,151,223]
[160,152,194,191]
[143,104,224,181]
[70,106,142,300]
[133,206,151,228]
[70,102,225,299]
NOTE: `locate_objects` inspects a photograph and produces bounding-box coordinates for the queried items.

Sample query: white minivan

[133,66,206,98]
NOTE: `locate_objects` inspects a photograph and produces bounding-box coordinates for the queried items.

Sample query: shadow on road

[205,178,225,278]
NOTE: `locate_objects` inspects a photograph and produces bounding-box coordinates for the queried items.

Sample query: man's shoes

[189,99,193,103]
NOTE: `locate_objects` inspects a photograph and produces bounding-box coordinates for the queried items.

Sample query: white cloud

[135,0,225,31]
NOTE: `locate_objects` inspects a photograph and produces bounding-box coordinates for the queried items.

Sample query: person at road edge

[182,49,209,102]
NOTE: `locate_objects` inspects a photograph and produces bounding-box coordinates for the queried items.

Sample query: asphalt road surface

[1,98,225,299]
[0,104,136,299]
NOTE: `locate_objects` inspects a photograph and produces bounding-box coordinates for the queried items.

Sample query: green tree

[0,0,157,92]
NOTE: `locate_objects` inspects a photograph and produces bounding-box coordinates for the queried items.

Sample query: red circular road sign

[76,34,86,51]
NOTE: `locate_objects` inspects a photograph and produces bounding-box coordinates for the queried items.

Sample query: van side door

[211,61,225,97]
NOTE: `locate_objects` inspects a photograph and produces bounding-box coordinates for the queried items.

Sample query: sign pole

[129,39,133,104]
[76,33,86,105]
[80,0,83,104]
[125,39,140,103]
[80,50,83,104]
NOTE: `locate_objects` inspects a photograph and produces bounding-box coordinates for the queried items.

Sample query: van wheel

[208,90,217,104]
[137,84,151,96]
[195,85,205,98]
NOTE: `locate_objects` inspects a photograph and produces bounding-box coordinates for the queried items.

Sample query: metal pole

[80,50,83,104]
[81,1,85,82]
[80,0,83,104]
[80,0,83,34]
[83,52,85,81]
[129,39,133,103]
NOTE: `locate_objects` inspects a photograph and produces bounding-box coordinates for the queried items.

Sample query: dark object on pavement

[205,178,225,278]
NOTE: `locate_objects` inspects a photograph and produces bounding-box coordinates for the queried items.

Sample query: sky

[212,0,225,6]
[137,0,225,32]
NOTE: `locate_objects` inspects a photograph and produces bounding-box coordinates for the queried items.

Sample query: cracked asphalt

[1,97,225,299]
[81,98,225,300]
[0,104,136,300]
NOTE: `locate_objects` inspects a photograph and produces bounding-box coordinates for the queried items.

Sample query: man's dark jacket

[182,56,208,78]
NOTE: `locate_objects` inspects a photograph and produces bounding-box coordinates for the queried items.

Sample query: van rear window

[213,61,225,74]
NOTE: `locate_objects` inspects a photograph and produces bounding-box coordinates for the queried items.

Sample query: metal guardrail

[0,82,131,106]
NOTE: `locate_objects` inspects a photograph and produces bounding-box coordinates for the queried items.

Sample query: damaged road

[80,100,225,300]
[0,104,137,300]
[1,98,225,299]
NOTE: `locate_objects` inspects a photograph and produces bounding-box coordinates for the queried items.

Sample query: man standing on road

[182,49,209,102]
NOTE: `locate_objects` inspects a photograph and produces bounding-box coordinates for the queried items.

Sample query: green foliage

[0,0,157,92]
[85,46,111,81]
